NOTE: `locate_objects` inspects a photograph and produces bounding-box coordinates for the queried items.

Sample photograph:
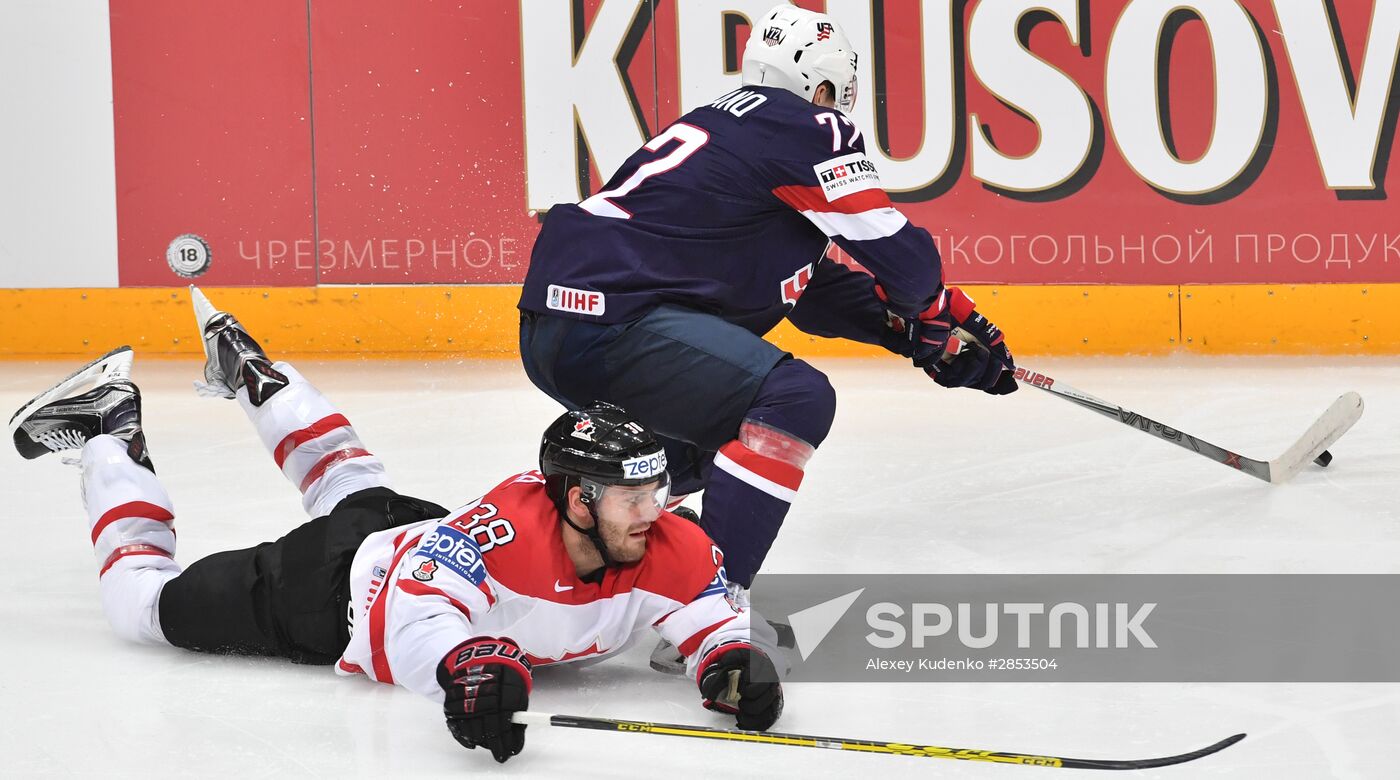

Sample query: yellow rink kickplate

[0,284,1390,359]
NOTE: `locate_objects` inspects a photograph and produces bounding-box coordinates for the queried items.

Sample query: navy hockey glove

[437,637,532,763]
[929,288,1017,395]
[877,284,953,367]
[697,641,784,731]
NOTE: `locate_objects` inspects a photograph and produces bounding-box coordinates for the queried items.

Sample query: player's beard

[596,515,649,563]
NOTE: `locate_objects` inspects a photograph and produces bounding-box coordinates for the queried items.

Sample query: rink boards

[0,283,1395,358]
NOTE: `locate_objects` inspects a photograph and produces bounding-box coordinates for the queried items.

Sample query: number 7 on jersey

[580,124,710,219]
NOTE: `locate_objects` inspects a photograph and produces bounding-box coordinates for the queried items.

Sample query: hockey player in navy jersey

[518,5,1017,639]
[9,289,782,764]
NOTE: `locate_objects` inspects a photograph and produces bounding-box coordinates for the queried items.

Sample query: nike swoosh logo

[553,581,574,592]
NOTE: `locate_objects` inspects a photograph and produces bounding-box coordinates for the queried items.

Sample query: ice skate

[190,285,287,406]
[8,346,152,470]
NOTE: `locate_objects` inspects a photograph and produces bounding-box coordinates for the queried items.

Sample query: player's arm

[761,118,941,318]
[785,256,888,345]
[654,563,785,731]
[384,524,531,763]
[765,120,1017,394]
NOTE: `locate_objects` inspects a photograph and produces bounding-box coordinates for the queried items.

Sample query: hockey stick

[513,711,1244,770]
[1010,364,1363,485]
[945,326,1363,484]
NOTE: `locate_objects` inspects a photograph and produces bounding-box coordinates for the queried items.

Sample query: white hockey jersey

[336,470,751,699]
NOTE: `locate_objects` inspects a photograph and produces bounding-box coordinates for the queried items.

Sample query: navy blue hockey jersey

[519,85,943,337]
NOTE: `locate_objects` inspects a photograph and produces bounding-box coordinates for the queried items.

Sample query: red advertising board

[111,1,1400,287]
[110,0,315,287]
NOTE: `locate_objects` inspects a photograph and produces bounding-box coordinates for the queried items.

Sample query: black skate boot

[190,285,287,406]
[8,346,154,472]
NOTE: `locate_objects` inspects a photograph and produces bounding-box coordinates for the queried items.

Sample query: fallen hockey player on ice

[8,287,782,764]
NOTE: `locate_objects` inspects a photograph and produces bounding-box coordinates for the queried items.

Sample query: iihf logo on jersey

[413,559,438,581]
[571,416,597,441]
[547,284,606,316]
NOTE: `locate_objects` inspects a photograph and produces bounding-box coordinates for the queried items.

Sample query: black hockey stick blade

[1057,732,1246,771]
[514,711,1245,770]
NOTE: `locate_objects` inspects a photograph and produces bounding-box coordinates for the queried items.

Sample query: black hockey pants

[156,488,448,665]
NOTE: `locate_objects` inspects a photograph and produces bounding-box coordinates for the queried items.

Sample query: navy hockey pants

[519,306,837,586]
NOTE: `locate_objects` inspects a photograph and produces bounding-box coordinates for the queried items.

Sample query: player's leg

[191,286,392,517]
[9,347,180,645]
[599,308,835,589]
[521,306,834,585]
[155,487,447,664]
[701,357,835,586]
[524,308,820,672]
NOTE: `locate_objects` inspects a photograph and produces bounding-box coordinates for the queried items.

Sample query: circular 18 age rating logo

[166,233,212,278]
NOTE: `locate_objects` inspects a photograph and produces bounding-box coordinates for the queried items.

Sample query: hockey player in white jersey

[8,288,783,764]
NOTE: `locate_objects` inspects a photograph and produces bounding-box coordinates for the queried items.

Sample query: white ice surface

[2,355,1398,779]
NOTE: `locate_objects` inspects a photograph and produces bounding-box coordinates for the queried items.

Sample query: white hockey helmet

[742,4,859,113]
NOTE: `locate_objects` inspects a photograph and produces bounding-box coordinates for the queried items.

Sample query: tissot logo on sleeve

[813,153,881,201]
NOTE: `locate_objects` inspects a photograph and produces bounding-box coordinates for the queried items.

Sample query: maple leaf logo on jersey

[571,417,597,441]
[816,22,833,41]
[413,559,438,581]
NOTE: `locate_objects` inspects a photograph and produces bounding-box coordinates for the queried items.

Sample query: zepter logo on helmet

[742,4,859,114]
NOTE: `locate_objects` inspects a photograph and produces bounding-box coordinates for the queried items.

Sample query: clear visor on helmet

[581,472,671,515]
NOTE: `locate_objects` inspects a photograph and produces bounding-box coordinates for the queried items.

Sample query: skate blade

[648,639,687,675]
[189,285,236,397]
[7,346,134,435]
[189,285,224,334]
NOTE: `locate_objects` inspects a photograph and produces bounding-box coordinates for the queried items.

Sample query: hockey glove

[697,641,784,731]
[877,285,954,367]
[437,636,533,763]
[928,287,1017,395]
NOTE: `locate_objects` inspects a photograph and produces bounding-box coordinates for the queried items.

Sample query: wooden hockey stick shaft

[512,711,1244,770]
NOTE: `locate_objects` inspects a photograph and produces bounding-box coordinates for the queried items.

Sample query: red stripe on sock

[99,543,172,576]
[274,414,351,469]
[299,448,371,493]
[91,501,174,545]
[717,441,804,491]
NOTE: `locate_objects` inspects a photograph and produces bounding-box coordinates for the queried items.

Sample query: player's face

[594,481,666,563]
